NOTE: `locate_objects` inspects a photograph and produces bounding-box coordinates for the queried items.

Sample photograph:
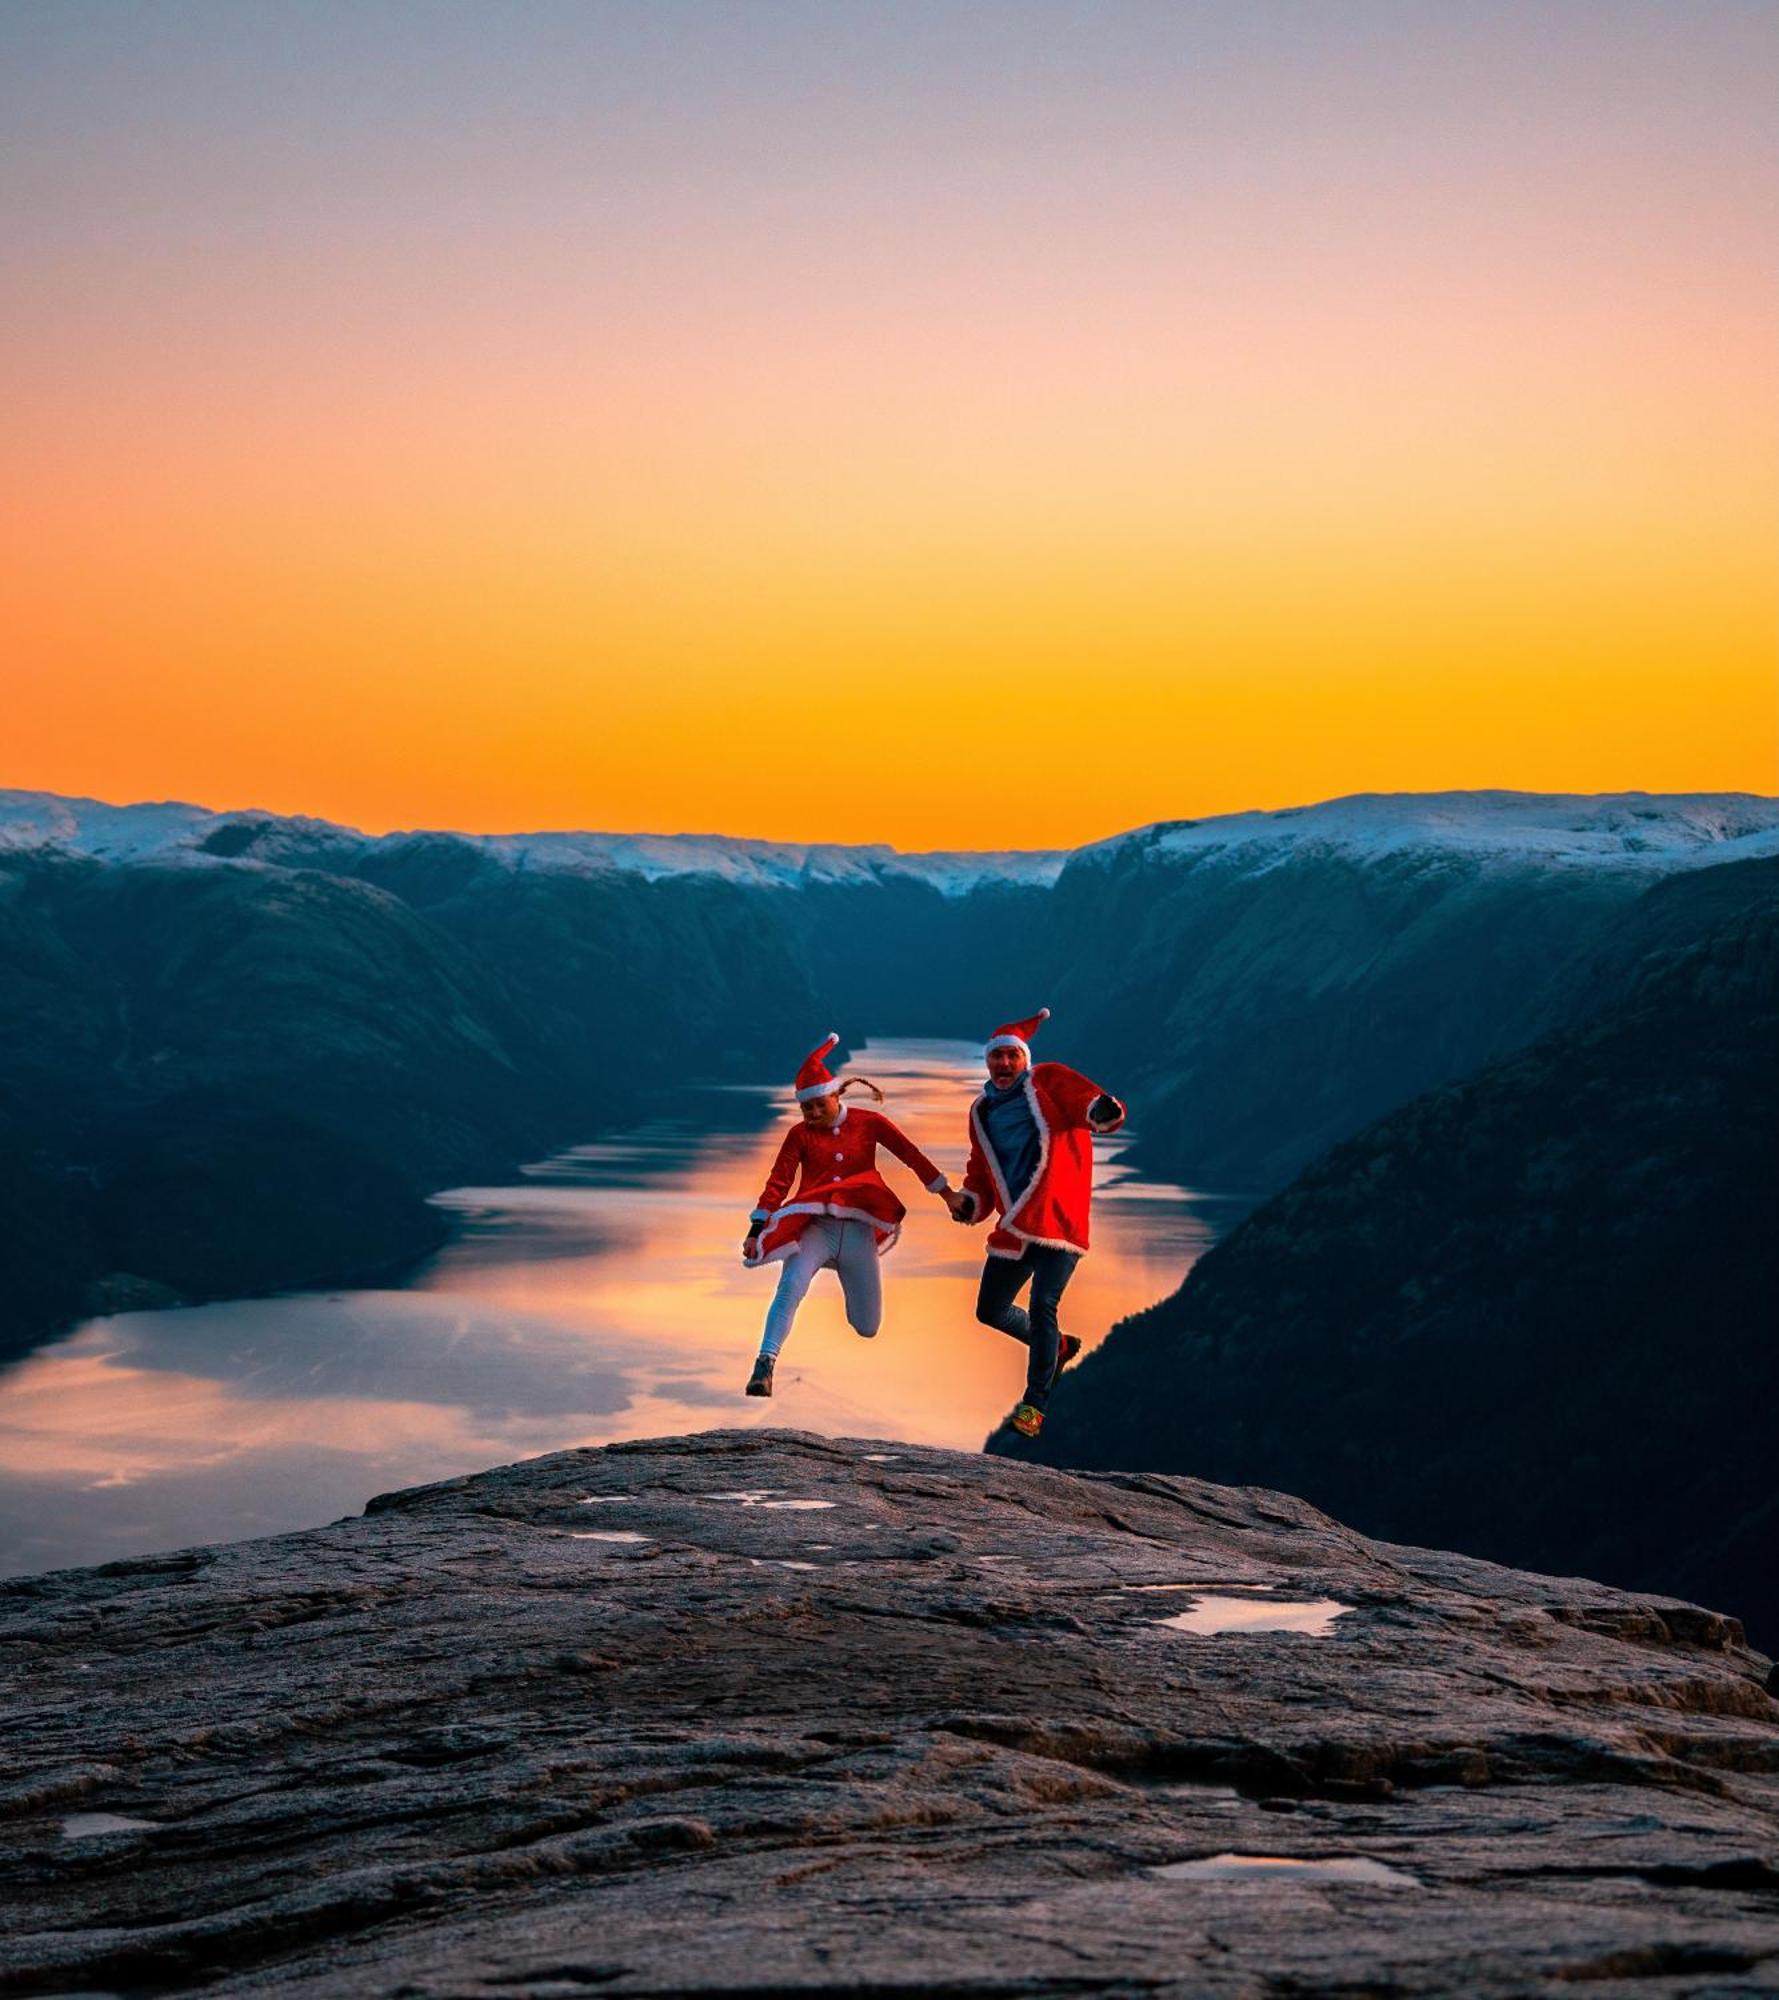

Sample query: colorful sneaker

[1057,1334,1083,1370]
[745,1355,775,1398]
[1008,1402,1044,1438]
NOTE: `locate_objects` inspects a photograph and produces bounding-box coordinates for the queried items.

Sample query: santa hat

[985,1007,1050,1061]
[793,1033,843,1102]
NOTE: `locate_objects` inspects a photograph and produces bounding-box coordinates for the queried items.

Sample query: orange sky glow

[4,2,1774,849]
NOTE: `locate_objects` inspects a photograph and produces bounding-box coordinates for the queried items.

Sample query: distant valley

[3,785,1775,1374]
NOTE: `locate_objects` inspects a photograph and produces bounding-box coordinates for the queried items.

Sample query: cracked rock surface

[2,1428,1777,1997]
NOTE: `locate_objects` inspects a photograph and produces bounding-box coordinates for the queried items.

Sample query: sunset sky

[4,0,1774,849]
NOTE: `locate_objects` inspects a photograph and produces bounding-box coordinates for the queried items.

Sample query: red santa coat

[744,1104,948,1266]
[960,1061,1126,1258]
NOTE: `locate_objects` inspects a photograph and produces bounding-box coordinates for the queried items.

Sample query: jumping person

[946,1008,1125,1439]
[742,1033,955,1398]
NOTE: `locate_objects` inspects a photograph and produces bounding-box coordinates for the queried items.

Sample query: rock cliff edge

[3,1431,1777,1996]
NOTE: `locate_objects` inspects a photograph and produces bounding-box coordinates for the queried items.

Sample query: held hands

[944,1188,974,1223]
[741,1217,765,1259]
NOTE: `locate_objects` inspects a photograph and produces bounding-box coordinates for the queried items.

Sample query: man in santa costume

[946,1008,1126,1439]
[741,1033,955,1398]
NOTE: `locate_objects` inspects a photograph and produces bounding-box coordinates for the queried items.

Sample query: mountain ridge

[7,783,1776,885]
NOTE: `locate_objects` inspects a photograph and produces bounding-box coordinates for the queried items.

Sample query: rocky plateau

[3,1431,1778,1997]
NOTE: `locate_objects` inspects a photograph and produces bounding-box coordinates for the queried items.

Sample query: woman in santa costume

[741,1033,955,1398]
[946,1008,1126,1440]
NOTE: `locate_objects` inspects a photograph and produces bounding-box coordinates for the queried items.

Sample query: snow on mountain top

[5,787,1776,889]
[469,829,1066,894]
[0,791,352,864]
[0,790,1066,896]
[1072,791,1779,876]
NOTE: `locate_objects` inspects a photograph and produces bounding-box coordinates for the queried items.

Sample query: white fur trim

[795,1079,841,1103]
[968,1093,1016,1217]
[749,1207,770,1222]
[1001,1228,1087,1255]
[969,1071,1082,1254]
[926,1174,950,1194]
[758,1198,895,1233]
[745,1202,902,1267]
[984,1035,1030,1058]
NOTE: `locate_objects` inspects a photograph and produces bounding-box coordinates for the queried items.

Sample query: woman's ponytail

[837,1077,885,1102]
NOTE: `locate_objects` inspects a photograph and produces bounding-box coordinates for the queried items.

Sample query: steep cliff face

[1004,858,1779,1646]
[2,1431,1775,1996]
[1043,793,1779,1188]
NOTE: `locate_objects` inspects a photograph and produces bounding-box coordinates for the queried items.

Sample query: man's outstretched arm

[1044,1063,1126,1133]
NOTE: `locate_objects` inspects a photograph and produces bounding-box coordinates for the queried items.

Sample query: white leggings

[760,1218,883,1358]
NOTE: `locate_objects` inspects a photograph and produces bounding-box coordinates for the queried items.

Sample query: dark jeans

[976,1244,1081,1408]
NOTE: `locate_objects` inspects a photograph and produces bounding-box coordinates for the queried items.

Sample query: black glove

[1088,1093,1121,1127]
[745,1218,765,1240]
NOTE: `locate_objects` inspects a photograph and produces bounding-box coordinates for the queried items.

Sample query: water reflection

[1150,1854,1420,1887]
[0,1039,1235,1576]
[1156,1595,1353,1637]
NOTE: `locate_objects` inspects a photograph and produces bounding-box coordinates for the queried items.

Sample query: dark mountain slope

[1000,857,1779,1646]
[1045,833,1679,1188]
[0,850,826,1358]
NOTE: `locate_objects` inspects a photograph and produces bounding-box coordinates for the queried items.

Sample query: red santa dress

[745,1105,949,1265]
[960,1060,1127,1258]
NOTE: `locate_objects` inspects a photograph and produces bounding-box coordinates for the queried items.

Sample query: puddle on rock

[706,1490,837,1511]
[568,1531,650,1544]
[1157,1595,1351,1636]
[861,1453,901,1463]
[62,1814,157,1839]
[1151,1852,1417,1887]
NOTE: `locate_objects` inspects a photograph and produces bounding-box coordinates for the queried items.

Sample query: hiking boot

[745,1354,775,1398]
[1057,1334,1083,1370]
[1008,1402,1044,1438]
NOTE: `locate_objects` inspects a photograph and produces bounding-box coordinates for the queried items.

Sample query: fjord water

[0,1040,1234,1575]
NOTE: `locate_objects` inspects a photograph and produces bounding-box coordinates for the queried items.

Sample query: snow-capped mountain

[8,785,1776,893]
[0,790,1065,897]
[1073,790,1779,876]
[1041,788,1779,1190]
